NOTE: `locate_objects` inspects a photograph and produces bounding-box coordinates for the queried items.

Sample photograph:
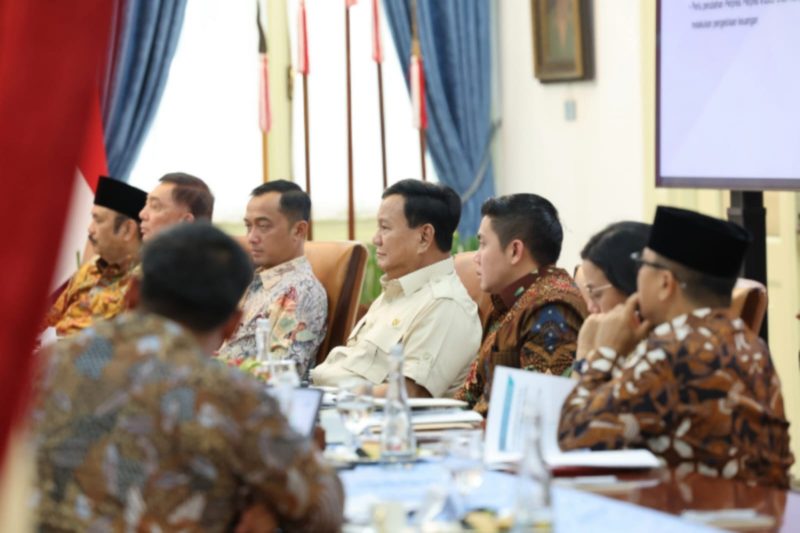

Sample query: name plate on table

[484,366,660,473]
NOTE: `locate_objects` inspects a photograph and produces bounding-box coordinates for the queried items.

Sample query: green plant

[359,231,479,306]
[360,244,383,305]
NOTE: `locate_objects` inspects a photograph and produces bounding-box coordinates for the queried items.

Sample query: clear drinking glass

[513,407,553,532]
[447,430,484,494]
[267,359,300,417]
[336,378,375,458]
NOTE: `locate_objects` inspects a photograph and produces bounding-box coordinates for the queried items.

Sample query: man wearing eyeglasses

[559,206,793,488]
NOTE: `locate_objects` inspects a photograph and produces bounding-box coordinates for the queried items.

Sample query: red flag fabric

[371,0,383,63]
[410,54,427,130]
[53,89,109,289]
[78,89,108,193]
[257,0,271,133]
[258,55,272,133]
[346,0,359,7]
[297,0,309,75]
[0,0,113,465]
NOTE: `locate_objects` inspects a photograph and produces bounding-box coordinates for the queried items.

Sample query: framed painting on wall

[531,0,593,82]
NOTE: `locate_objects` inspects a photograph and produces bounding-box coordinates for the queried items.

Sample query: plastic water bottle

[379,343,416,463]
[255,317,271,363]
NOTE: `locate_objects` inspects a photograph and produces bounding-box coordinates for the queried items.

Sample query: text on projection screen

[660,0,800,182]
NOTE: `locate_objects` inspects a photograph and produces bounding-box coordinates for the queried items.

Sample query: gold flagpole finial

[410,0,421,57]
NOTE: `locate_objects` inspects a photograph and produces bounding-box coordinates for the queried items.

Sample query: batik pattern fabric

[45,256,137,337]
[456,266,587,416]
[558,308,794,489]
[217,256,327,378]
[32,312,343,532]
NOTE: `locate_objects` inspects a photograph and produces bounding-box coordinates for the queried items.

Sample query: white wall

[496,0,645,269]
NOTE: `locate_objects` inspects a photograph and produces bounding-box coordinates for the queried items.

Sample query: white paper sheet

[484,367,575,463]
[484,366,660,470]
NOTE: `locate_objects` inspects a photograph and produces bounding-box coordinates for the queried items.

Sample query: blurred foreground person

[33,223,343,531]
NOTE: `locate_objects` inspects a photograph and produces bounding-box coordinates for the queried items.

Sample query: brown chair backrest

[730,278,767,333]
[305,241,368,365]
[453,251,492,323]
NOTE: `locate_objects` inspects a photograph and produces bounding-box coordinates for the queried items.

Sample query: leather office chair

[453,251,492,323]
[305,241,368,365]
[730,278,768,333]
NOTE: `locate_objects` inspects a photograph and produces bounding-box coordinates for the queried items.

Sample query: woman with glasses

[578,221,651,314]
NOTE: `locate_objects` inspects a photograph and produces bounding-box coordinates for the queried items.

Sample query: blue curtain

[383,0,496,238]
[102,0,188,181]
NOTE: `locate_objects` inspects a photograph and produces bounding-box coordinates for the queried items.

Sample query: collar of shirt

[380,257,455,300]
[256,255,311,288]
[94,255,136,279]
[491,265,558,312]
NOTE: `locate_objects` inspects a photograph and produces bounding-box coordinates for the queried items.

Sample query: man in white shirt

[311,179,481,398]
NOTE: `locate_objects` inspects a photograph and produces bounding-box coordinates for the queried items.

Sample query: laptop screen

[288,387,323,437]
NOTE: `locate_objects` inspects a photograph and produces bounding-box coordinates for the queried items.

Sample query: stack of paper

[373,397,468,410]
[484,367,661,472]
[365,409,483,432]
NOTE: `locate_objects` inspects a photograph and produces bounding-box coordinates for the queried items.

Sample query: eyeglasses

[584,282,612,303]
[630,251,687,287]
[630,251,670,271]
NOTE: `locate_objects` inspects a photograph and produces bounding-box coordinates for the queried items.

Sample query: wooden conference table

[605,469,798,533]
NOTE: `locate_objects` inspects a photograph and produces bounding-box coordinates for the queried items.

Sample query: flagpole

[410,0,426,181]
[377,63,388,189]
[298,0,313,240]
[302,75,312,239]
[418,129,426,181]
[262,132,270,182]
[373,0,387,190]
[257,0,271,183]
[345,1,356,240]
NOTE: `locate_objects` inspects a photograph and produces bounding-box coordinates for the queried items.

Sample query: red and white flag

[257,0,271,133]
[346,0,358,7]
[53,88,108,289]
[297,0,309,75]
[0,0,113,467]
[410,54,427,130]
[371,0,383,63]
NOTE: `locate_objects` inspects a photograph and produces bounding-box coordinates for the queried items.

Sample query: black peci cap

[648,206,750,279]
[94,176,147,222]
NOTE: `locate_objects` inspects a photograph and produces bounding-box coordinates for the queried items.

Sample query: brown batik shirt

[559,308,794,488]
[32,312,343,532]
[456,266,587,416]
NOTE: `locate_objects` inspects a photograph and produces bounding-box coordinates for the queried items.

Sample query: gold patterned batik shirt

[32,312,344,532]
[456,266,587,416]
[558,308,794,488]
[45,256,137,337]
